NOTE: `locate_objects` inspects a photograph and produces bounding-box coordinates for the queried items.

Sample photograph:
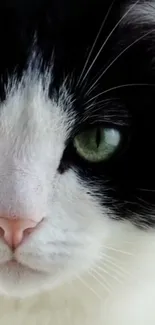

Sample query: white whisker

[87,98,118,107]
[80,0,140,88]
[84,98,113,112]
[86,29,155,96]
[93,265,123,284]
[137,187,155,193]
[85,82,155,104]
[77,0,116,87]
[76,275,103,301]
[101,245,134,256]
[88,269,113,294]
[99,253,130,276]
[99,259,129,280]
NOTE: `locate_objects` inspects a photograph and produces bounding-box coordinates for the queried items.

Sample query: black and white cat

[0,0,155,324]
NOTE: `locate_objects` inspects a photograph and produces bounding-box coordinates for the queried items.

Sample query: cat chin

[0,262,59,298]
[0,259,84,298]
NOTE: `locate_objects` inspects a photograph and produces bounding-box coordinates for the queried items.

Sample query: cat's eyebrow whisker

[83,98,114,112]
[136,196,155,210]
[85,97,119,108]
[84,82,155,104]
[80,115,129,126]
[86,29,155,97]
[77,0,116,87]
[79,0,140,90]
[136,188,155,193]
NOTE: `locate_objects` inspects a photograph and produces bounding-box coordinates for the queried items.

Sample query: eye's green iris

[74,127,121,162]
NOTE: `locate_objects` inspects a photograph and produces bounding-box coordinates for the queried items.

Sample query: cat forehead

[0,0,154,111]
[0,66,75,130]
[0,0,141,76]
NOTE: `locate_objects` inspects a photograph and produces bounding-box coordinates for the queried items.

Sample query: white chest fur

[1,223,155,325]
[0,266,155,325]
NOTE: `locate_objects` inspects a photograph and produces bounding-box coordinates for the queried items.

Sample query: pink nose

[0,218,40,249]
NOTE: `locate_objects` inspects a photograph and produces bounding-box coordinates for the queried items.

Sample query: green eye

[73,127,121,162]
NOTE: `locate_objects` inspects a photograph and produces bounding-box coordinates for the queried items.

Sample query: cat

[0,0,155,324]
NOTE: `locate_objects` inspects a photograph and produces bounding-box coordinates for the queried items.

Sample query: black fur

[1,0,155,227]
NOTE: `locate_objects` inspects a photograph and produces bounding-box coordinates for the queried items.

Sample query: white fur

[1,223,155,324]
[0,65,155,324]
[123,1,155,25]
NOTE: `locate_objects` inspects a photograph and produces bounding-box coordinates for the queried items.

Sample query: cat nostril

[0,227,5,238]
[23,227,37,236]
[0,218,43,250]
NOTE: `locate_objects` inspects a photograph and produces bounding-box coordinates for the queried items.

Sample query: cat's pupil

[96,128,101,149]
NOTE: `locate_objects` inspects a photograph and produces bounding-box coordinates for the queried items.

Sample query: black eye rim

[72,121,127,139]
[58,123,134,174]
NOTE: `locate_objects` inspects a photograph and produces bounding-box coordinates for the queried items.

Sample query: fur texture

[0,0,155,324]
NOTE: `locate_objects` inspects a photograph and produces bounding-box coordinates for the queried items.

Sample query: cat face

[0,0,154,297]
